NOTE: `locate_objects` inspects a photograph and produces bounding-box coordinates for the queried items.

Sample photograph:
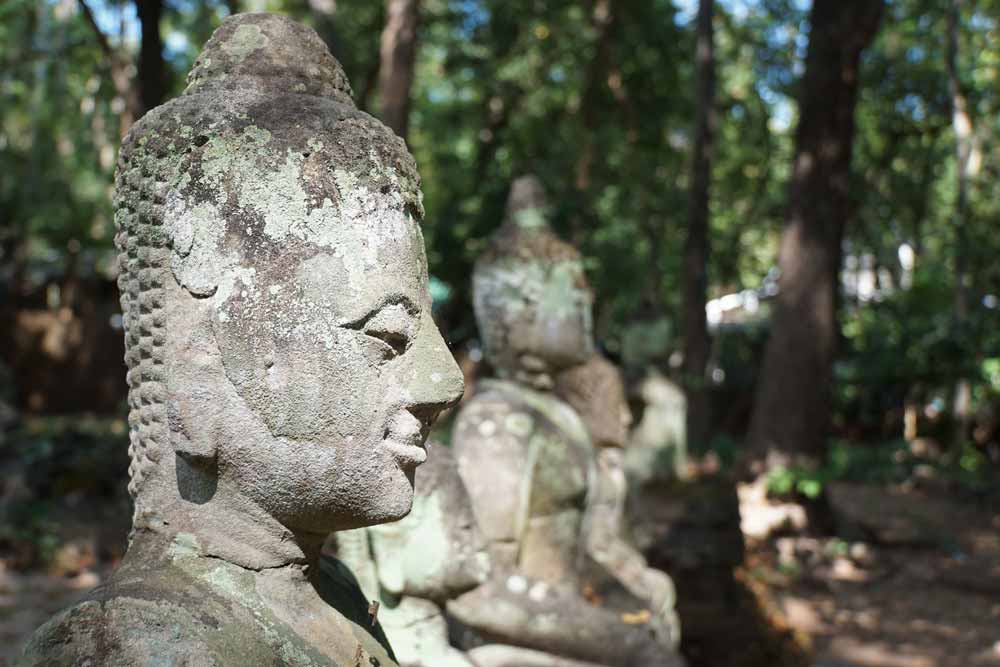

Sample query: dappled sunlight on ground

[741,481,1000,667]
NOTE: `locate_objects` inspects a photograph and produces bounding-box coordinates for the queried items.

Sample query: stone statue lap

[20,13,463,667]
[554,354,681,643]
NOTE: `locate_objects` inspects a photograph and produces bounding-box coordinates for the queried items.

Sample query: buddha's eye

[347,300,417,361]
[364,321,409,359]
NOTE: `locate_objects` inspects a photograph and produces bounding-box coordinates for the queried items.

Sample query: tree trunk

[946,0,976,444]
[135,0,166,114]
[747,0,884,468]
[377,0,420,142]
[571,0,638,245]
[574,0,616,199]
[682,0,716,451]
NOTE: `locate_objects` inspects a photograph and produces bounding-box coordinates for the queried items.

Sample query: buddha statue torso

[454,378,592,586]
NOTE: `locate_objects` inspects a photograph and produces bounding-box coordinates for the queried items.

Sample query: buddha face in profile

[161,122,463,535]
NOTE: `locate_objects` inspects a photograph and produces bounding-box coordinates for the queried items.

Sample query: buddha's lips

[381,438,427,467]
[381,420,428,467]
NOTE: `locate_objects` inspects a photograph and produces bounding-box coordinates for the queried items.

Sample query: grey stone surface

[451,178,683,667]
[20,13,463,666]
[554,353,632,450]
[626,371,688,484]
[557,355,680,644]
[334,443,490,667]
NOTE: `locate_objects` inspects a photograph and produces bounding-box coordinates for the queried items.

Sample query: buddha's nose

[402,316,464,421]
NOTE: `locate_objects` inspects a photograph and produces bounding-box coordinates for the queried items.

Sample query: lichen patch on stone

[221,24,269,61]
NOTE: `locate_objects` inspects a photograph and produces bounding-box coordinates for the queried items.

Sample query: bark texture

[747,0,884,465]
[378,0,420,141]
[682,0,716,450]
[135,0,166,113]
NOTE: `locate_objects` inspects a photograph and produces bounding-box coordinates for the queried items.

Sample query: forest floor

[641,470,1000,667]
[743,479,1000,667]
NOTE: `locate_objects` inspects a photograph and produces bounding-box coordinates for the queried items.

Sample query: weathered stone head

[555,353,632,449]
[115,13,464,551]
[472,176,593,388]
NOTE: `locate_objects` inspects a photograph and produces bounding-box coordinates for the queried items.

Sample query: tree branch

[77,0,116,62]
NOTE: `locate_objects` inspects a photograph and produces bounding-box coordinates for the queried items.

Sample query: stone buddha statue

[21,13,463,667]
[447,176,684,667]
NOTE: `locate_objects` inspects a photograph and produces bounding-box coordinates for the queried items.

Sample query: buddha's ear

[167,310,224,464]
[168,394,220,463]
[169,386,221,505]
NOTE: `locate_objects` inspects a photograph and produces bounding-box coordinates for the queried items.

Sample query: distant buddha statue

[447,176,684,667]
[21,13,463,666]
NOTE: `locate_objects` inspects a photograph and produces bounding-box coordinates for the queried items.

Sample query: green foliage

[0,416,130,567]
[1,1,118,284]
[766,437,998,501]
[833,0,1000,442]
[766,465,825,499]
[1,0,1000,482]
[836,258,1000,439]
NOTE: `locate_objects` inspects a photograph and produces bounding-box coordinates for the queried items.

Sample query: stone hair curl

[114,108,176,505]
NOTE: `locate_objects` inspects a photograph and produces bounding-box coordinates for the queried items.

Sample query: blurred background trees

[2,0,1000,478]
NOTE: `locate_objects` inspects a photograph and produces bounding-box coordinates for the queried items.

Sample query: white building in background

[705,242,923,331]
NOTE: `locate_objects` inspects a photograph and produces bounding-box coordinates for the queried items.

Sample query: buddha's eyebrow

[341,294,419,329]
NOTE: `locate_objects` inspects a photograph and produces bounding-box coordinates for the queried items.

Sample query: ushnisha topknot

[479,175,584,266]
[185,13,354,103]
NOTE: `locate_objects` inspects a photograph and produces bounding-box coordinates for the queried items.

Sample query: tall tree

[747,0,885,467]
[682,0,716,451]
[136,0,166,113]
[377,0,419,141]
[945,0,977,442]
[78,0,142,134]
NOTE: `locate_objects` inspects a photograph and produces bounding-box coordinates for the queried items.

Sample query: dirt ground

[637,472,1000,667]
[741,481,1000,667]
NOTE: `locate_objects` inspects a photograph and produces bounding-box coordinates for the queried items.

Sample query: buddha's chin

[361,487,415,527]
[317,486,415,532]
